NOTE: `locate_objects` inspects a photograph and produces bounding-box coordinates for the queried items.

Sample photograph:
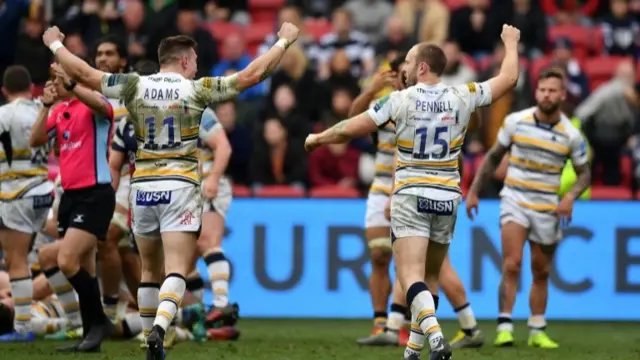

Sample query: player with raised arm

[42,22,298,360]
[465,67,591,349]
[305,25,521,360]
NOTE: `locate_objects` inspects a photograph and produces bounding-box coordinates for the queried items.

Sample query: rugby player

[466,67,591,349]
[305,25,521,360]
[0,66,54,342]
[43,22,299,359]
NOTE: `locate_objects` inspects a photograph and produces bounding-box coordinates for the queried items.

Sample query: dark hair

[415,43,447,77]
[390,52,406,73]
[538,67,566,83]
[0,303,13,336]
[134,60,159,76]
[332,7,352,21]
[3,66,32,94]
[94,35,127,59]
[157,35,198,65]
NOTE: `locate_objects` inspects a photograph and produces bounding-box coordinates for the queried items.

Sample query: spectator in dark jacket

[14,17,52,86]
[601,0,640,58]
[510,0,547,58]
[309,142,361,188]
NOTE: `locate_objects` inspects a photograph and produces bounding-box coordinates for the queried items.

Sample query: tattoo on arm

[568,163,591,199]
[469,143,509,194]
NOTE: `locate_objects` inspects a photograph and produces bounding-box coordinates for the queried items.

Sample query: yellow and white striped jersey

[198,107,224,177]
[107,97,129,123]
[367,82,492,201]
[31,299,64,319]
[498,107,588,212]
[369,122,395,196]
[0,98,53,200]
[100,72,239,191]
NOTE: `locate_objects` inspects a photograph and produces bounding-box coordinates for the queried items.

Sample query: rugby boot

[207,325,241,341]
[494,330,515,347]
[528,332,559,349]
[146,326,166,360]
[429,336,452,360]
[0,331,35,342]
[76,320,114,352]
[205,303,239,328]
[357,329,400,346]
[163,326,178,349]
[450,328,485,349]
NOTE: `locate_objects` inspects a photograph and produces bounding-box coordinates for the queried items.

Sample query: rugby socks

[153,273,186,333]
[121,312,143,339]
[387,304,406,331]
[10,277,33,333]
[373,311,387,328]
[454,302,479,335]
[204,251,230,307]
[186,274,205,302]
[528,314,547,335]
[102,295,119,322]
[404,294,438,357]
[43,267,82,328]
[497,312,514,332]
[406,282,443,352]
[138,283,160,337]
[67,269,109,328]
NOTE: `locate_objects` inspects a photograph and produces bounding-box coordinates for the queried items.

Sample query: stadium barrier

[195,199,640,320]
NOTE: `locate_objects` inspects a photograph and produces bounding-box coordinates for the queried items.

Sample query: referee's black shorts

[57,184,115,240]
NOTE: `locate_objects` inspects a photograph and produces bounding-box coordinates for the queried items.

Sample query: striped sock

[185,274,205,302]
[10,277,33,333]
[405,321,425,358]
[153,273,186,332]
[407,282,443,352]
[102,295,119,322]
[204,251,230,307]
[43,267,82,327]
[138,283,160,338]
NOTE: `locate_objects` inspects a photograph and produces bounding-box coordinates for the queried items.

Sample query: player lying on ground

[466,67,591,349]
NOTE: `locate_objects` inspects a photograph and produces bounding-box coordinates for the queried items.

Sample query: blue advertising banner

[196,200,640,320]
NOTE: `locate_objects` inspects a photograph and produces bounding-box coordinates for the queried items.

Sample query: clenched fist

[277,22,300,45]
[500,24,520,45]
[43,26,65,47]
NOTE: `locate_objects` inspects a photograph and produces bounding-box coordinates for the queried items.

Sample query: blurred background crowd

[1,0,639,199]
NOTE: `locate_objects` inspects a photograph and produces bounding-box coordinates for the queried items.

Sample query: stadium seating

[547,24,593,60]
[590,186,633,200]
[583,56,629,91]
[309,186,360,198]
[245,22,275,56]
[304,18,332,41]
[248,0,284,24]
[233,184,252,197]
[255,185,305,198]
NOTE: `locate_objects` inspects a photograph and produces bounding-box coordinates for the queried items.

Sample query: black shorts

[57,184,115,240]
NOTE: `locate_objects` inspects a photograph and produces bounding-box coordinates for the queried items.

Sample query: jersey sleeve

[463,81,492,110]
[0,106,8,133]
[100,73,139,99]
[496,114,517,147]
[194,75,240,105]
[366,91,400,127]
[199,107,223,141]
[569,131,589,167]
[111,119,128,152]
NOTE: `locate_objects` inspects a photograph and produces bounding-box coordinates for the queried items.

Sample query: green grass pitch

[3,319,640,359]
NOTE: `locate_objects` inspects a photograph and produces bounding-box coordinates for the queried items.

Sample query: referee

[29,64,115,352]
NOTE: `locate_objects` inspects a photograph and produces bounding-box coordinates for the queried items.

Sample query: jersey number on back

[144,116,180,149]
[414,126,449,159]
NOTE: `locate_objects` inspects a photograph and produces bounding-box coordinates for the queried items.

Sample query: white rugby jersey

[367,81,492,200]
[107,97,128,122]
[498,107,588,212]
[100,72,239,191]
[198,107,224,177]
[0,98,53,200]
[369,121,396,196]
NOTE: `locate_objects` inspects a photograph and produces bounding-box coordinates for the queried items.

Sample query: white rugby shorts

[390,193,460,244]
[0,194,53,234]
[500,196,562,245]
[365,192,391,228]
[130,185,203,237]
[202,176,233,219]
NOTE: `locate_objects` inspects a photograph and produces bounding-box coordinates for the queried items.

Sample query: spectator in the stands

[309,141,361,188]
[550,37,590,102]
[116,0,150,66]
[632,0,640,21]
[64,33,87,59]
[440,41,477,85]
[216,101,253,185]
[266,84,310,138]
[212,32,263,101]
[601,0,640,58]
[317,7,375,79]
[510,0,547,59]
[73,0,122,48]
[292,0,347,18]
[449,0,502,58]
[0,0,37,91]
[344,0,393,44]
[375,16,415,59]
[393,0,449,45]
[203,0,250,25]
[320,87,355,130]
[576,61,639,185]
[268,45,321,124]
[250,118,307,190]
[14,15,51,87]
[258,5,318,65]
[321,50,361,107]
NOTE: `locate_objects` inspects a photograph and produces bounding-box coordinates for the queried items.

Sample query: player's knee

[38,244,59,270]
[106,224,124,245]
[502,257,522,278]
[370,247,392,269]
[57,250,80,276]
[531,262,550,281]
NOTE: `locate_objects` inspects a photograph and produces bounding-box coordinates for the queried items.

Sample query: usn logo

[136,190,172,206]
[416,197,454,215]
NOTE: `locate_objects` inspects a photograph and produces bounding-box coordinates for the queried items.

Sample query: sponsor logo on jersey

[32,193,54,209]
[373,95,390,112]
[416,197,454,215]
[136,190,172,206]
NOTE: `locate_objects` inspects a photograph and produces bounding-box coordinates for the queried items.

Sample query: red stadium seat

[620,154,633,188]
[584,56,628,92]
[444,0,468,10]
[248,0,284,24]
[547,24,592,60]
[255,185,305,198]
[205,21,242,43]
[245,22,274,56]
[590,186,632,200]
[304,18,332,41]
[233,184,252,198]
[249,0,285,9]
[529,56,553,85]
[309,186,360,198]
[591,26,604,54]
[461,157,474,191]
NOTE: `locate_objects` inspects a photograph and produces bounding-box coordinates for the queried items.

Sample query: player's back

[392,82,491,201]
[0,98,51,200]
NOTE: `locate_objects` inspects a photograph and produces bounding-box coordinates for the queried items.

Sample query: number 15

[414,126,449,159]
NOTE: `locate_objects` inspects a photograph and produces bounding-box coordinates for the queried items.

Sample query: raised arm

[468,142,510,195]
[30,82,58,147]
[304,112,379,151]
[486,25,521,102]
[348,71,395,117]
[52,64,113,118]
[43,27,106,91]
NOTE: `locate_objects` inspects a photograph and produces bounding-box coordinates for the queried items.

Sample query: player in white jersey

[466,67,591,349]
[306,25,521,360]
[43,23,299,358]
[0,66,54,342]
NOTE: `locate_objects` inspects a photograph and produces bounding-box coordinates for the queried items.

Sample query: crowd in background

[1,0,639,197]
